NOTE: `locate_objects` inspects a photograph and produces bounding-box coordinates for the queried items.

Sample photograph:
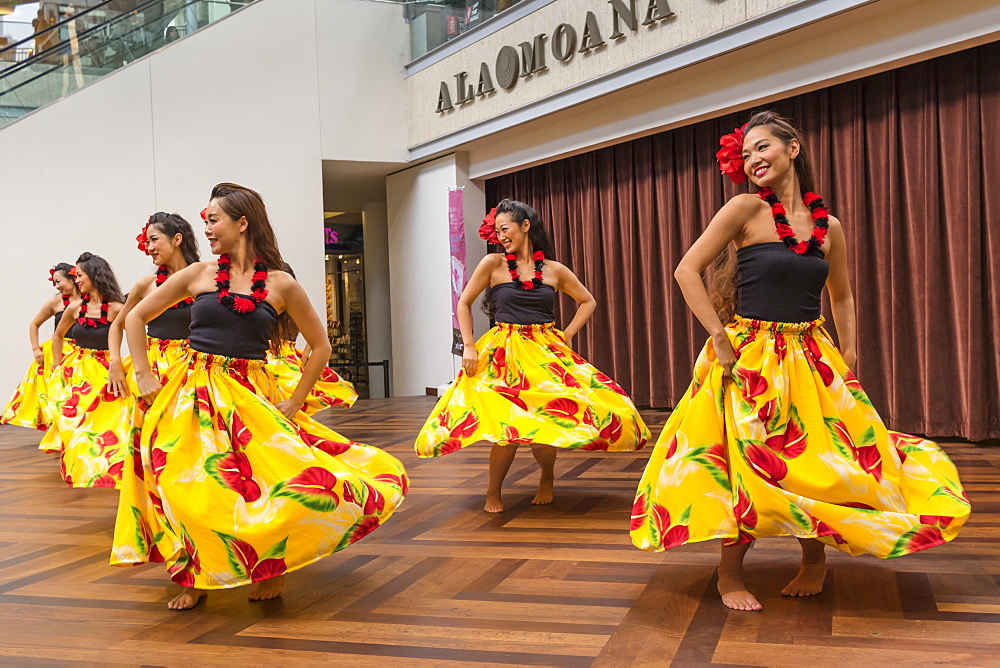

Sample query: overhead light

[324,255,329,261]
[338,255,343,259]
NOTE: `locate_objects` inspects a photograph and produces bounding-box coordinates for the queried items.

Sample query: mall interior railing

[399,0,523,60]
[0,0,255,128]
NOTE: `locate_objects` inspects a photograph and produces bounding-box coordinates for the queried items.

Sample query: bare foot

[249,575,285,601]
[484,493,504,513]
[531,478,554,505]
[717,570,762,611]
[781,560,826,596]
[167,587,206,610]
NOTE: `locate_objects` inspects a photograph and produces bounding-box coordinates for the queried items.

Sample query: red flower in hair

[136,217,152,255]
[716,126,747,183]
[48,267,56,284]
[479,208,500,246]
[200,208,207,221]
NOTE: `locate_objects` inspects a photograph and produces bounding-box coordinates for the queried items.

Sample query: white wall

[362,201,391,398]
[386,153,487,397]
[0,0,409,398]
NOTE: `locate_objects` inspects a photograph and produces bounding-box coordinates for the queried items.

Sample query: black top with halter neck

[188,292,277,360]
[68,321,110,350]
[53,310,64,332]
[492,282,556,325]
[736,242,828,323]
[147,303,192,341]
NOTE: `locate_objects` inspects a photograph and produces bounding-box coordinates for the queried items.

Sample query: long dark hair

[210,182,283,270]
[148,212,200,265]
[709,111,819,324]
[480,198,555,318]
[76,252,125,303]
[210,183,290,354]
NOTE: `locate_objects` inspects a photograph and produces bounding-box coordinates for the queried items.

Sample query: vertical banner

[448,187,467,356]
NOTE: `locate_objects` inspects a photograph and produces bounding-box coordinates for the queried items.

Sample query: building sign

[436,0,674,113]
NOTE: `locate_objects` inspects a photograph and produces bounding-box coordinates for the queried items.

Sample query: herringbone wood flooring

[0,396,997,666]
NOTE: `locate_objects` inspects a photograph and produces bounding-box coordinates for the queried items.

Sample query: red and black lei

[216,254,269,314]
[76,293,110,328]
[506,251,545,290]
[757,187,830,255]
[155,265,194,308]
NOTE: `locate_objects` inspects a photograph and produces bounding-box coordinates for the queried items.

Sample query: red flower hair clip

[136,215,153,255]
[200,208,207,221]
[716,125,747,183]
[479,208,500,246]
[48,267,56,284]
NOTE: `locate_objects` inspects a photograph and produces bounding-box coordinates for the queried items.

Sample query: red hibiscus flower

[814,360,835,386]
[900,525,946,554]
[570,350,587,365]
[339,515,381,549]
[374,472,410,496]
[716,126,747,183]
[773,333,787,361]
[855,444,883,481]
[151,447,168,481]
[704,443,728,472]
[91,474,117,488]
[491,346,507,376]
[502,424,532,444]
[593,371,627,395]
[96,430,119,453]
[802,334,822,361]
[438,438,463,455]
[170,565,196,587]
[546,362,582,388]
[320,367,342,383]
[630,492,648,531]
[541,398,580,427]
[757,398,778,429]
[665,436,678,460]
[194,385,214,418]
[495,386,528,411]
[449,411,479,439]
[764,416,807,459]
[735,485,757,530]
[600,413,623,443]
[297,426,353,457]
[106,460,124,480]
[734,366,768,403]
[745,443,788,486]
[276,467,340,512]
[661,524,690,550]
[650,503,670,536]
[212,451,261,502]
[813,518,847,544]
[919,515,953,528]
[230,412,252,450]
[479,208,500,245]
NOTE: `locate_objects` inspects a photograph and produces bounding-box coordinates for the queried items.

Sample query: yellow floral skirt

[38,345,132,489]
[415,322,650,457]
[2,338,73,431]
[111,349,408,590]
[265,341,358,414]
[631,316,970,558]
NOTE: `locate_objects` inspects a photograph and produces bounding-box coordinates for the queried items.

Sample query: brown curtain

[486,41,1000,441]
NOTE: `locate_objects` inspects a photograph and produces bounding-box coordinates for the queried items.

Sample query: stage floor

[0,396,997,666]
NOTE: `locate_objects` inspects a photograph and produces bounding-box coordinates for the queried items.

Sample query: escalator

[0,0,255,128]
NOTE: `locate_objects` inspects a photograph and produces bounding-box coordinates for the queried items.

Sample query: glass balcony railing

[0,0,254,128]
[401,0,523,61]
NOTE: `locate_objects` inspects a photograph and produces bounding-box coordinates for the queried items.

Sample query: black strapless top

[188,292,277,360]
[147,303,192,340]
[68,321,110,350]
[736,242,828,323]
[492,282,556,325]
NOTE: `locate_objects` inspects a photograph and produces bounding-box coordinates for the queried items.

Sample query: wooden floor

[0,396,998,666]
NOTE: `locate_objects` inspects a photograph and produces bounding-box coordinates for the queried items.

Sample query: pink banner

[448,188,467,353]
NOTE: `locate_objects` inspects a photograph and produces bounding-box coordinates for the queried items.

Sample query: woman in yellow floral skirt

[2,263,79,431]
[265,264,358,415]
[415,199,649,513]
[113,183,407,611]
[40,253,130,488]
[630,111,969,611]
